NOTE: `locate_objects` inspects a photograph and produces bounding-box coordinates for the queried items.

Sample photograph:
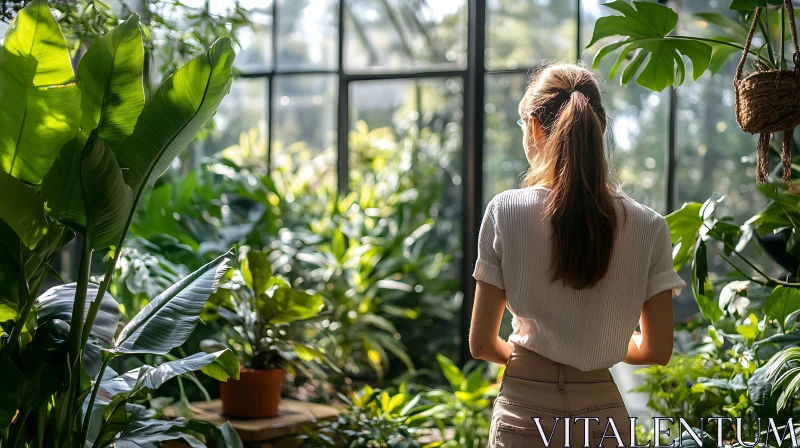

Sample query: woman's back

[475,186,683,371]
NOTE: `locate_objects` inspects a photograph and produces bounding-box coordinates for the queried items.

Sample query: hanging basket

[734,0,800,184]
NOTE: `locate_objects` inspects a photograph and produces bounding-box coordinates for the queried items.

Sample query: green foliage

[0,2,242,446]
[300,384,432,448]
[654,189,800,440]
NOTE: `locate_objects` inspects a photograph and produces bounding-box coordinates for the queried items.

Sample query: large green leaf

[0,355,22,428]
[764,286,800,331]
[588,1,712,92]
[115,37,235,193]
[665,202,704,271]
[0,0,80,185]
[436,353,464,390]
[80,134,133,249]
[112,250,233,354]
[259,276,324,325]
[35,283,121,345]
[132,350,239,394]
[43,15,144,229]
[0,170,48,248]
[242,249,272,294]
[692,241,723,323]
[113,420,242,448]
[76,14,144,151]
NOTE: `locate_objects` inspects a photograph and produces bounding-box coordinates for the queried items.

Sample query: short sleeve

[645,217,686,300]
[473,199,505,290]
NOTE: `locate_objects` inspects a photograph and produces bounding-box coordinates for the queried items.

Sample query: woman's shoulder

[615,193,668,228]
[486,186,550,213]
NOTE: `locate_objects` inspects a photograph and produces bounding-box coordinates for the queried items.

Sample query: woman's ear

[530,118,545,143]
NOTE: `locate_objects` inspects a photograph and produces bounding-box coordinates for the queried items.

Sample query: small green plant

[414,354,498,448]
[300,384,434,448]
[201,249,333,376]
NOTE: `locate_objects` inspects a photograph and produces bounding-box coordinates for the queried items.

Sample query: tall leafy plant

[0,1,242,446]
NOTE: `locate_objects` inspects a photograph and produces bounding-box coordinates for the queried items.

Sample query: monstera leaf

[587,1,712,92]
[112,250,233,354]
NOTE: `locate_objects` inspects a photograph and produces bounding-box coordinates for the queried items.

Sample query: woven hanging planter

[734,0,800,185]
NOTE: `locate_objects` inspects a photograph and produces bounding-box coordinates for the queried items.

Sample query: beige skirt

[489,344,632,448]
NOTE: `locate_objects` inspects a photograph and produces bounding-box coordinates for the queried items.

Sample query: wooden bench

[163,398,340,447]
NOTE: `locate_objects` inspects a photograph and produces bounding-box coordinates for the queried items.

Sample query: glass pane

[191,77,269,171]
[345,0,467,72]
[234,0,273,73]
[485,0,577,71]
[349,77,464,367]
[277,0,338,71]
[483,73,528,207]
[271,75,337,190]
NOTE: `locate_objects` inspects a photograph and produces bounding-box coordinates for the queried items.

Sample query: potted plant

[202,249,331,419]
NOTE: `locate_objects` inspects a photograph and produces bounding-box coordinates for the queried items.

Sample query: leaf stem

[781,5,786,70]
[705,246,768,286]
[759,9,776,66]
[669,35,775,66]
[68,236,93,368]
[80,252,119,349]
[80,354,113,444]
[702,223,800,287]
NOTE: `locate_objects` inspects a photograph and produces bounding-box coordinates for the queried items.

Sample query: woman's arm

[623,289,674,366]
[469,280,513,365]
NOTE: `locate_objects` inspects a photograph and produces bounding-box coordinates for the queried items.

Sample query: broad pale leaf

[35,283,121,344]
[0,0,80,184]
[132,350,239,394]
[112,250,233,354]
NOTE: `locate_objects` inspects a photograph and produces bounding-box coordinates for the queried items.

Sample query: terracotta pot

[220,368,285,419]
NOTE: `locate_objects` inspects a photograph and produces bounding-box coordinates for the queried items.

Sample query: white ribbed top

[473,186,686,371]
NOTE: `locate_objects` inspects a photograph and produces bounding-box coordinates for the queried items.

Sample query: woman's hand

[469,280,513,365]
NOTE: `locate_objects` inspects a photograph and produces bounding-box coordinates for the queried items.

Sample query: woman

[470,63,685,448]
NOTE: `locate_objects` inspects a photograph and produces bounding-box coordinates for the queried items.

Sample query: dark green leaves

[692,241,723,323]
[0,355,22,428]
[0,171,48,248]
[80,134,133,250]
[112,250,233,354]
[587,1,712,91]
[133,350,240,393]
